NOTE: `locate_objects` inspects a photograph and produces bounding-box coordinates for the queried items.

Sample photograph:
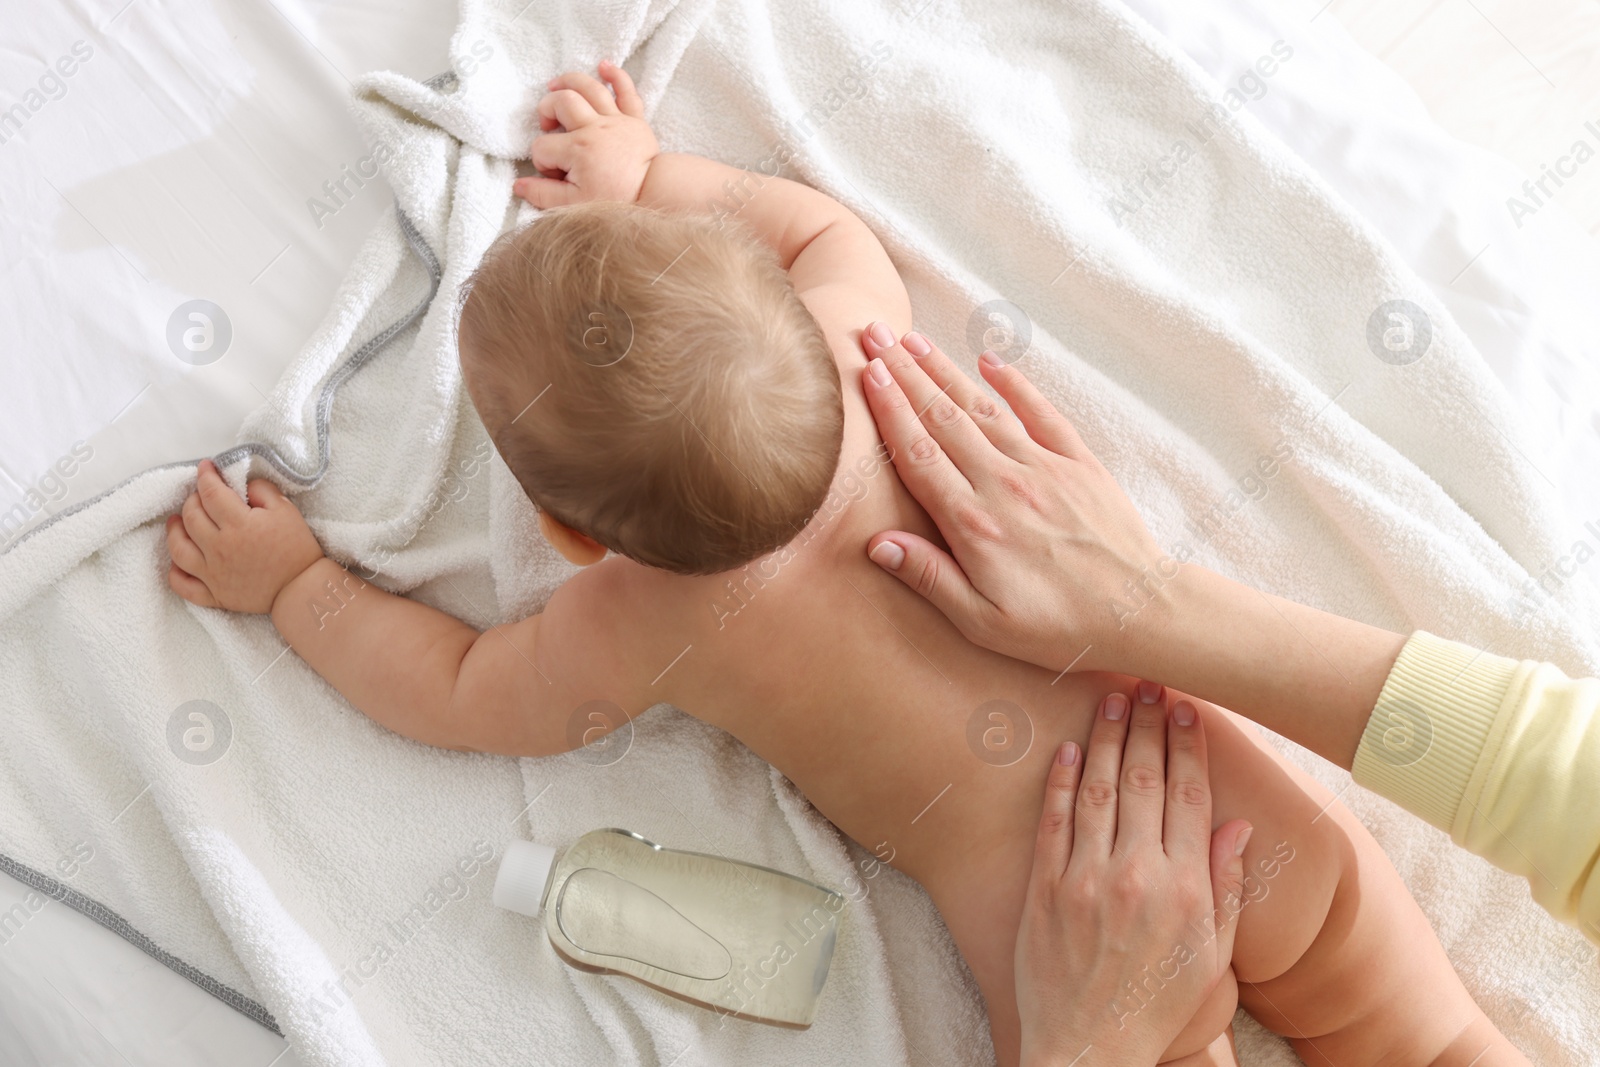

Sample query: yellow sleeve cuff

[1351,631,1523,833]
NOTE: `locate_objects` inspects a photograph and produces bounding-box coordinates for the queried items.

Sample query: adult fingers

[866,531,993,633]
[513,176,584,209]
[597,60,643,118]
[862,323,1001,470]
[1115,683,1170,853]
[1162,699,1214,864]
[182,491,217,539]
[544,72,616,115]
[165,515,206,574]
[1208,820,1252,968]
[1068,691,1130,870]
[529,131,576,174]
[859,356,974,518]
[167,563,218,608]
[978,356,1091,462]
[196,460,248,524]
[1030,742,1082,885]
[897,332,1035,459]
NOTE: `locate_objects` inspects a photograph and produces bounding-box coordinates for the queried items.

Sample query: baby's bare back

[597,390,1381,1063]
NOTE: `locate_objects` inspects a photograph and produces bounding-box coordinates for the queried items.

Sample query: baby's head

[458,202,843,575]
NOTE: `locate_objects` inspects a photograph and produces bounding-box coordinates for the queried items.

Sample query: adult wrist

[1101,557,1223,681]
[1109,558,1405,766]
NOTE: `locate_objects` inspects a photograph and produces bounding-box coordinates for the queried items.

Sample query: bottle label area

[555,867,733,981]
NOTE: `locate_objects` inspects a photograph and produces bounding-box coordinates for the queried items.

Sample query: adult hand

[857,323,1408,769]
[859,324,1172,674]
[1016,687,1251,1066]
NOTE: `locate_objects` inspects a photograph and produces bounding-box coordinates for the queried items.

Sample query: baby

[166,63,1522,1065]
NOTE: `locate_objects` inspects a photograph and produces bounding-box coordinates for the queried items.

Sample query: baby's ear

[537,510,607,566]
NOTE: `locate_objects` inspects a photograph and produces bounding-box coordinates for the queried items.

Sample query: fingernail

[1104,693,1128,721]
[1058,741,1079,766]
[1138,680,1163,704]
[867,357,892,387]
[1173,700,1196,726]
[1234,825,1254,857]
[901,331,931,358]
[868,540,905,571]
[867,321,894,349]
[979,350,1004,368]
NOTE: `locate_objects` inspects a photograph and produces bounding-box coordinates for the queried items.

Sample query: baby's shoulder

[544,555,765,693]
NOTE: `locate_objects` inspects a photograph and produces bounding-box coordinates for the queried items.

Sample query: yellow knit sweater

[1352,631,1600,942]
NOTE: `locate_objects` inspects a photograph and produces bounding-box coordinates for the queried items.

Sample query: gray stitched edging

[0,852,283,1035]
[2,209,442,554]
[0,207,444,1036]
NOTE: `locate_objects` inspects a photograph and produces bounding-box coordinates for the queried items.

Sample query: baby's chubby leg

[1194,701,1526,1065]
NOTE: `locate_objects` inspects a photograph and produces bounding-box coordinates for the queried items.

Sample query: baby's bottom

[1166,1029,1238,1066]
[929,695,1523,1066]
[1229,733,1519,1066]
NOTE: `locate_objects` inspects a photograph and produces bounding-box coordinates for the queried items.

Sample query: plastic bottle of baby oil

[494,828,843,1027]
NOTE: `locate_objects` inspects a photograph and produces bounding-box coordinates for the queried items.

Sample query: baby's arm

[165,462,652,756]
[515,63,911,332]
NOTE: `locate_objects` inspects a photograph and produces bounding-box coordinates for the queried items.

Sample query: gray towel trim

[0,206,444,1037]
[0,852,283,1035]
[3,208,443,555]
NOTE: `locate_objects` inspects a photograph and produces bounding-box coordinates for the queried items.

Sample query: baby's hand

[514,60,659,208]
[165,460,325,614]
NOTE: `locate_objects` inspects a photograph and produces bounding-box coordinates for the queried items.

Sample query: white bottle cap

[494,840,558,917]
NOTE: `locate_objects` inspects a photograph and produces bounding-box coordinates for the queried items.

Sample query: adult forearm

[1124,564,1406,768]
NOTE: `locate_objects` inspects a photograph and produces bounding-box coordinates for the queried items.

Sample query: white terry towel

[1,0,1597,1065]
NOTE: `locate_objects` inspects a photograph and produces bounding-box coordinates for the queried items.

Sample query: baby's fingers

[167,563,218,608]
[513,176,584,209]
[246,478,290,510]
[182,491,217,539]
[538,89,599,132]
[545,71,617,116]
[598,60,643,117]
[529,130,575,176]
[166,514,206,574]
[196,460,247,524]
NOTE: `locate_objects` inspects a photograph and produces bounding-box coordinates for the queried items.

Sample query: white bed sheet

[0,1,455,1063]
[2,0,1597,1063]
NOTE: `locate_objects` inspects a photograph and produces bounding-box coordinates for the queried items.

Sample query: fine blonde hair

[458,201,843,575]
